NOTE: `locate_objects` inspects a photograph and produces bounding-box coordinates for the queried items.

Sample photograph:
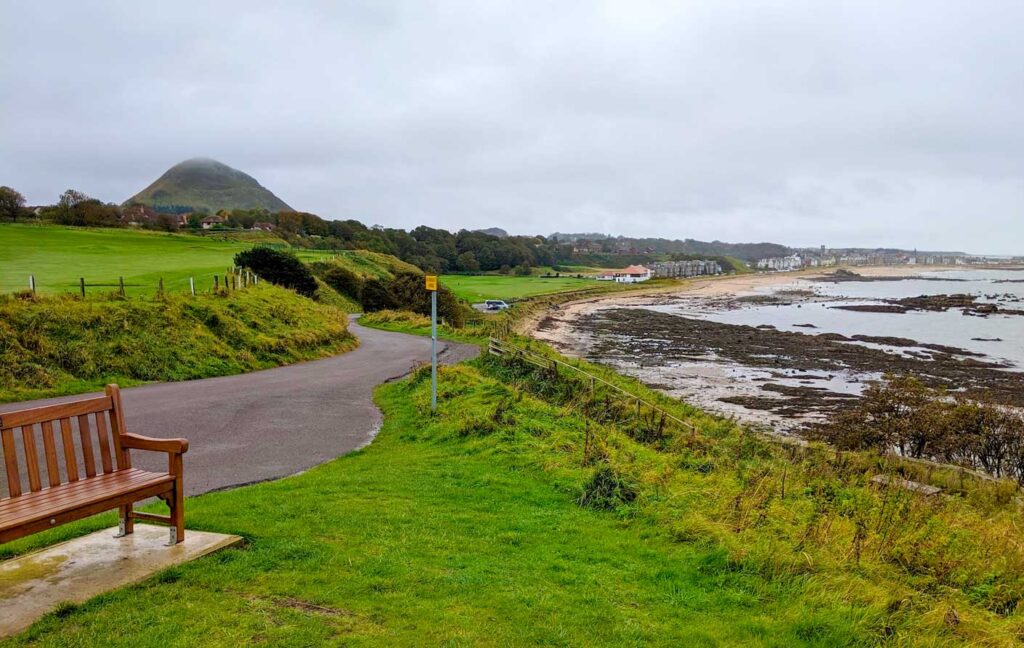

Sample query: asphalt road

[1,320,479,495]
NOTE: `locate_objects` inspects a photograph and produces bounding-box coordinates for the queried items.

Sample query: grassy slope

[0,224,275,296]
[306,250,421,281]
[5,361,1020,645]
[0,284,356,403]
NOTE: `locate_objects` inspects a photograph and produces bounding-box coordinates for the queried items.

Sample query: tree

[514,263,532,276]
[234,247,318,297]
[456,251,480,272]
[0,186,25,222]
[55,189,91,224]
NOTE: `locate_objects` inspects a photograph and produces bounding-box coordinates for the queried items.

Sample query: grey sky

[2,1,1022,253]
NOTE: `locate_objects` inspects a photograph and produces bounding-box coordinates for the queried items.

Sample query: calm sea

[696,269,1024,369]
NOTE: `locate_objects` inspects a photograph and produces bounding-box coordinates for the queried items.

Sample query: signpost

[426,275,438,412]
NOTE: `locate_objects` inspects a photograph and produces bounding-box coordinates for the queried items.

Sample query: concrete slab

[0,526,243,638]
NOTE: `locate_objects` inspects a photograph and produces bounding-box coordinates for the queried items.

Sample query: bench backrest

[0,385,131,500]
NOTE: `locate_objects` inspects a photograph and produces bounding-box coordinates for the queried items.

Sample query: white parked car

[484,300,511,311]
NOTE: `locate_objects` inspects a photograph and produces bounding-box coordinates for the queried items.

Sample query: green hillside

[0,224,264,296]
[124,158,293,213]
[0,224,418,300]
[0,284,355,403]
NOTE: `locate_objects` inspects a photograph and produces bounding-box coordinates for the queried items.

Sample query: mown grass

[439,274,600,303]
[0,224,273,296]
[0,284,356,403]
[6,358,1021,645]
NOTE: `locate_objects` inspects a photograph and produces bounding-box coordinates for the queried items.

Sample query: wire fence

[2,268,262,298]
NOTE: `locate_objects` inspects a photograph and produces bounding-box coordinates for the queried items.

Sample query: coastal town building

[596,265,652,282]
[648,259,722,278]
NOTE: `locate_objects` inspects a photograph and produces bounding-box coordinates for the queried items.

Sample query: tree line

[2,184,761,273]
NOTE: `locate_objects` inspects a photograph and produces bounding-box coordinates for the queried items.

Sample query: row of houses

[593,259,725,283]
[647,259,722,278]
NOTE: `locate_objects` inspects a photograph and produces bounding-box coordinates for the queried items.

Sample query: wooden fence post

[189,277,195,296]
[158,277,164,294]
[119,276,125,297]
[224,275,229,292]
[29,274,35,295]
[80,277,86,298]
[214,276,219,291]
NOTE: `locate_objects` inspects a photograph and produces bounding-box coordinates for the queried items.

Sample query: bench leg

[169,456,185,545]
[115,505,134,538]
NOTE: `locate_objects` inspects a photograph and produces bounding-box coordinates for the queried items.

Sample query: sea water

[694,269,1024,369]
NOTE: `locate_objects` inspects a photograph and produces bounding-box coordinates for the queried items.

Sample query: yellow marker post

[426,275,438,412]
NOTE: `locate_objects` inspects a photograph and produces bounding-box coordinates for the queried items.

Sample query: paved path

[1,320,479,495]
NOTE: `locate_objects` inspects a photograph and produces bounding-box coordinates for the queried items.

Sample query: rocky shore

[530,266,1024,433]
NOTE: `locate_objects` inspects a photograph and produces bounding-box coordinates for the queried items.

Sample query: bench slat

[1,428,21,498]
[21,425,42,492]
[40,421,61,488]
[0,469,169,517]
[95,413,113,474]
[77,414,97,478]
[0,396,113,430]
[0,476,175,545]
[59,418,79,482]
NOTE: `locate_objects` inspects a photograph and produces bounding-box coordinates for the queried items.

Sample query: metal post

[189,277,195,296]
[431,289,438,413]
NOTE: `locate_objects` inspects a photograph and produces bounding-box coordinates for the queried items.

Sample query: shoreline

[526,265,1023,434]
[527,265,932,346]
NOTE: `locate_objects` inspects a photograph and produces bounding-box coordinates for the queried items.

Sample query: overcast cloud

[2,1,1022,253]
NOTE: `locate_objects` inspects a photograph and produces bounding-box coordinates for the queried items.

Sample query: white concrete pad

[0,526,243,638]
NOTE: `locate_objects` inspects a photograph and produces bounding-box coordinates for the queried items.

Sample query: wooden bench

[0,385,188,546]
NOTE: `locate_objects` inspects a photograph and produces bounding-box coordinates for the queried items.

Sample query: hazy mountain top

[124,158,293,213]
[474,227,508,238]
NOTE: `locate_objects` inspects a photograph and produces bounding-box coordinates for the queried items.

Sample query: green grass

[0,224,270,296]
[5,357,1021,645]
[0,366,879,646]
[440,274,600,302]
[0,284,356,403]
[305,250,421,281]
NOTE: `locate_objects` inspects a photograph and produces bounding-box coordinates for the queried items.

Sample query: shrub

[359,278,397,312]
[388,272,465,327]
[234,247,317,297]
[577,465,637,510]
[322,266,363,300]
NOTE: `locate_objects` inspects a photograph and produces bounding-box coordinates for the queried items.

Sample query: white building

[613,265,652,283]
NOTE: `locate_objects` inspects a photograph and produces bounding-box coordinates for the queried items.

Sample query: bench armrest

[121,433,189,454]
